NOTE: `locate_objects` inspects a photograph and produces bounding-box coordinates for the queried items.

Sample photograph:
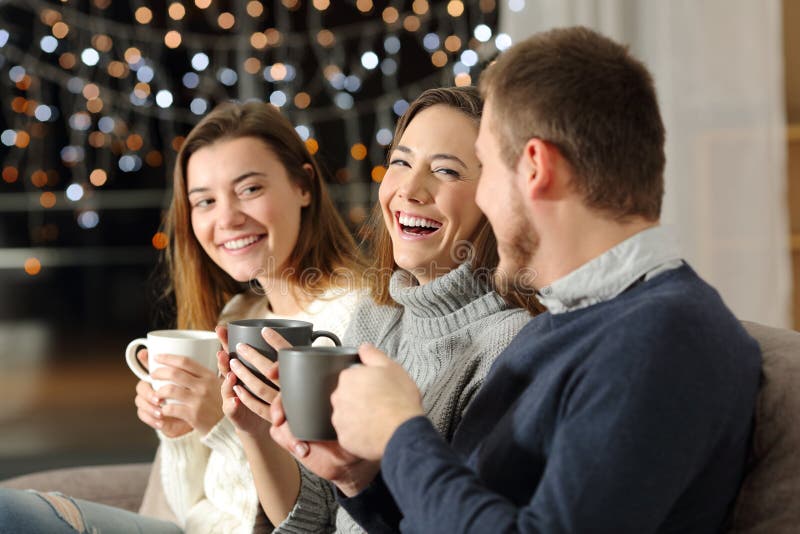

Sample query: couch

[2,321,798,532]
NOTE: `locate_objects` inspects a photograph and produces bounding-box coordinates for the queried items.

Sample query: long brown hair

[164,101,364,330]
[364,86,540,313]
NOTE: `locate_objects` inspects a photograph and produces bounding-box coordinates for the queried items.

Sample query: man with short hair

[328,26,761,533]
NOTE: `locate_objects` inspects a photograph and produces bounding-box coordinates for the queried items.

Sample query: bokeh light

[89,169,107,186]
[24,258,42,276]
[350,143,368,160]
[152,232,169,249]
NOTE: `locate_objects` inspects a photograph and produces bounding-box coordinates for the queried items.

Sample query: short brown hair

[164,102,363,330]
[480,26,665,220]
[365,86,540,314]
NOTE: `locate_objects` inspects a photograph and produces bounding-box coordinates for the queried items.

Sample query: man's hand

[331,344,424,461]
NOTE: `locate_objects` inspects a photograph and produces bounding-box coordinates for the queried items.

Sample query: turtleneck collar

[388,262,512,337]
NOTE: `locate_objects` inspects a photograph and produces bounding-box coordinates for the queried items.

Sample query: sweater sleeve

[273,464,337,533]
[336,471,402,533]
[200,417,246,463]
[379,317,760,533]
[157,430,210,525]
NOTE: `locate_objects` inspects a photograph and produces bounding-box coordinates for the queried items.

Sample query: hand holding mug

[126,330,221,436]
[269,393,380,497]
[132,348,192,437]
[331,344,425,461]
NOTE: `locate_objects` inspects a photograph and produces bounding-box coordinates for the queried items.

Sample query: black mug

[227,319,341,390]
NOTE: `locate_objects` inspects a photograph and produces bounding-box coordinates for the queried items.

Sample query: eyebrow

[187,171,265,195]
[393,145,469,169]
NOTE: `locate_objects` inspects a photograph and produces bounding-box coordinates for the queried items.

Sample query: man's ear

[517,138,553,201]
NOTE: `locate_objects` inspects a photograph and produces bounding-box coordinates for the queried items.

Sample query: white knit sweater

[157,288,360,534]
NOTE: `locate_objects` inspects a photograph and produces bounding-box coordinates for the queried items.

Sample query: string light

[134,7,153,25]
[246,1,264,17]
[168,3,186,20]
[24,258,42,276]
[152,232,169,250]
[0,0,500,264]
[350,143,368,160]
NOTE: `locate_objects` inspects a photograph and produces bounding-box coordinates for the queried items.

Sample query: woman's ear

[299,163,314,207]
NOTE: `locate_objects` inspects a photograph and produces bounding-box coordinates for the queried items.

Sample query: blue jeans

[0,488,182,533]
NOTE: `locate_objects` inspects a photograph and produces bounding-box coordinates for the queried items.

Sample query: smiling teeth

[398,214,442,229]
[223,236,260,250]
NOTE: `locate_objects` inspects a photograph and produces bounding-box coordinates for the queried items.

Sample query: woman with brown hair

[0,101,364,534]
[135,100,364,533]
[224,86,538,533]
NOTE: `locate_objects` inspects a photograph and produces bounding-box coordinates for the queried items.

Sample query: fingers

[261,327,292,350]
[268,397,309,458]
[151,360,219,390]
[233,342,275,376]
[217,350,231,376]
[152,383,195,405]
[215,325,229,353]
[230,359,278,405]
[270,394,286,426]
[264,360,280,384]
[220,371,237,399]
[152,353,209,377]
[230,348,279,403]
[231,382,273,423]
[356,343,391,366]
[134,387,162,430]
[136,349,149,371]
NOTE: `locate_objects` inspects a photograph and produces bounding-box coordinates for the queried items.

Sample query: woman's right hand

[132,348,192,438]
[218,349,273,437]
[216,325,279,435]
[269,394,379,497]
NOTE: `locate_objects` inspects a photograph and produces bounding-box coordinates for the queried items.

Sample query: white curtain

[500,0,792,328]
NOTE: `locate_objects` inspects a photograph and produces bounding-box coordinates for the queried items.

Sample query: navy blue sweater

[340,265,761,533]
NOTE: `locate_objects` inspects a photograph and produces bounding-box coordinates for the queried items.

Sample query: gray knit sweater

[274,263,531,533]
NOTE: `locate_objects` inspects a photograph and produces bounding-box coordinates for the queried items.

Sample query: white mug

[125,330,220,402]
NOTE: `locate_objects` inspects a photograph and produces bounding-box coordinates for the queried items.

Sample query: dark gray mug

[278,346,360,441]
[227,319,341,390]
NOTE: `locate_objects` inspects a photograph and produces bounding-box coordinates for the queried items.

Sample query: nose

[216,197,246,229]
[397,167,432,205]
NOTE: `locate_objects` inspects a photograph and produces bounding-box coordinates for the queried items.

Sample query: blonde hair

[163,102,364,330]
[364,86,540,314]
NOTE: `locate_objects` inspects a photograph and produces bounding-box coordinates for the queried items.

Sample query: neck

[256,275,310,316]
[531,207,658,288]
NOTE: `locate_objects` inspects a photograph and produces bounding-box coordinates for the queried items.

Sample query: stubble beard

[493,212,539,298]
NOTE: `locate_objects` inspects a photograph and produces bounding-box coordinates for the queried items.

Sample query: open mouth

[221,234,265,251]
[396,212,443,237]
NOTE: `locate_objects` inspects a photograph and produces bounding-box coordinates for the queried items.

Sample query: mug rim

[278,346,359,357]
[228,319,313,329]
[147,329,218,340]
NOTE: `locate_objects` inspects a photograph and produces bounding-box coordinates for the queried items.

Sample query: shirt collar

[537,225,683,314]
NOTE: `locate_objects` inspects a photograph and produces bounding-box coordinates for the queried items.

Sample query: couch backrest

[727,321,800,533]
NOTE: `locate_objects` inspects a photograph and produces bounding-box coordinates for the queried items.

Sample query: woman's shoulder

[217,290,267,324]
[474,301,532,344]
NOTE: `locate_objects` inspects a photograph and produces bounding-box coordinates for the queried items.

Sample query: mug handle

[125,338,152,382]
[310,330,341,346]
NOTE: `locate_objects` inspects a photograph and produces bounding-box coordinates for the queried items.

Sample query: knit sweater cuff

[273,464,336,533]
[336,471,402,533]
[158,430,210,523]
[200,417,245,463]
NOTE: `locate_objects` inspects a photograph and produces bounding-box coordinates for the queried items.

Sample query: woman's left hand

[150,353,224,436]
